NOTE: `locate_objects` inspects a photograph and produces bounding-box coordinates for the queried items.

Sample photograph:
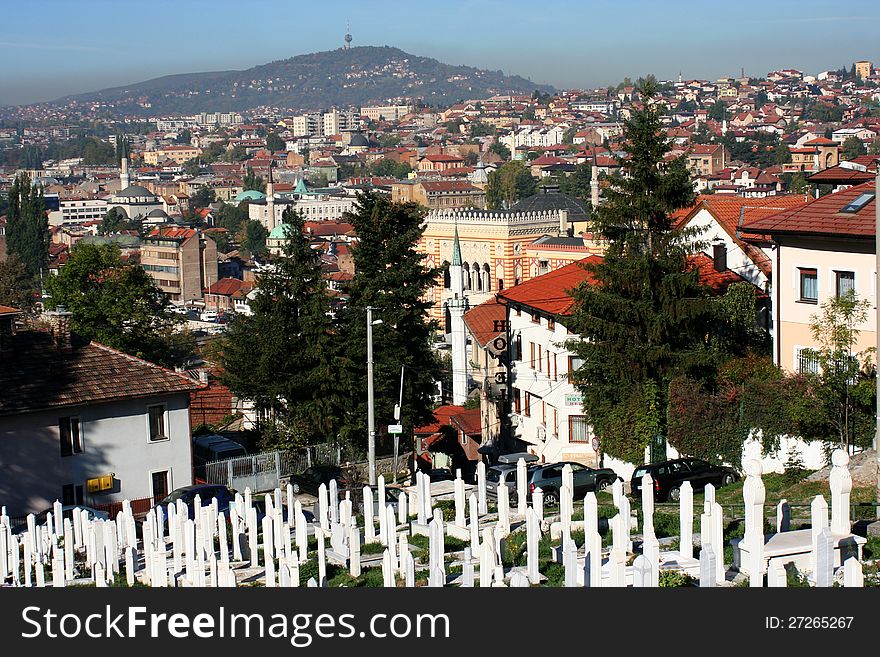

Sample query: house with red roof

[413,405,484,478]
[743,181,878,373]
[494,254,759,477]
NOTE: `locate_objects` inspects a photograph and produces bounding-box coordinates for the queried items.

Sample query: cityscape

[1,2,879,596]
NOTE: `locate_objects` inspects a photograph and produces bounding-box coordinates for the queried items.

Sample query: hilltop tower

[344,23,352,50]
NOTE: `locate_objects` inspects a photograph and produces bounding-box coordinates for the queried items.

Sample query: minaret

[590,155,600,209]
[449,222,468,405]
[120,156,130,190]
[266,161,276,232]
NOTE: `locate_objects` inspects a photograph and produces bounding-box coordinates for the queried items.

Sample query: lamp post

[875,171,880,519]
[367,306,381,486]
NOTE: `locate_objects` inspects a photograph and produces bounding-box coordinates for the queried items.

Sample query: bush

[659,570,695,587]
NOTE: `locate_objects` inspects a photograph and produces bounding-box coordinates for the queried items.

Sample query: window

[569,416,591,443]
[840,192,875,213]
[537,344,543,371]
[797,348,820,374]
[835,271,855,298]
[530,342,535,368]
[552,407,558,435]
[524,392,531,417]
[151,470,170,501]
[568,355,584,376]
[799,268,818,303]
[530,311,540,324]
[148,405,168,441]
[513,387,521,414]
[62,484,84,506]
[547,317,555,331]
[60,417,82,457]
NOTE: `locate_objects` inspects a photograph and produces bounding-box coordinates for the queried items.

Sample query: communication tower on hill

[344,23,352,50]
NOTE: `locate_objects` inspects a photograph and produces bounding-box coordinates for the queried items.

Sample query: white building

[47,197,109,226]
[0,308,200,515]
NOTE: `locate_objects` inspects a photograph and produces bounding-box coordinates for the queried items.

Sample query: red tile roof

[0,305,21,315]
[463,298,506,347]
[147,226,197,240]
[206,277,249,297]
[0,330,201,416]
[497,253,755,316]
[744,181,877,238]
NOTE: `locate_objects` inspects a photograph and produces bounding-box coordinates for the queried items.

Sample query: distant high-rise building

[855,60,873,80]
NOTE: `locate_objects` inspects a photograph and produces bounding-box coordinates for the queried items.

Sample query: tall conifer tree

[5,173,48,282]
[567,81,715,463]
[336,192,441,452]
[219,208,340,445]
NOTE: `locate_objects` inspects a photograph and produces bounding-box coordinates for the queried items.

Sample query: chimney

[558,209,569,236]
[45,306,73,352]
[712,241,727,273]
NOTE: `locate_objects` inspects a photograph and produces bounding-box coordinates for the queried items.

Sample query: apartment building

[141,227,218,302]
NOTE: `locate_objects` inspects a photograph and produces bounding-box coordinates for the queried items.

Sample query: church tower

[449,223,469,405]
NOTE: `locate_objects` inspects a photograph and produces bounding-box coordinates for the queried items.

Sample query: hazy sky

[1,0,879,106]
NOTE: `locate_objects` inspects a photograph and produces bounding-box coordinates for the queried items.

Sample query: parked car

[427,468,455,483]
[199,310,219,322]
[154,484,237,519]
[192,434,247,467]
[526,462,621,506]
[630,458,739,502]
[288,465,349,497]
[355,485,403,516]
[11,505,109,534]
[485,453,540,493]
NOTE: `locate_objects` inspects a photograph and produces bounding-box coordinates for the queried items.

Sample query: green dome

[268,223,295,239]
[234,189,266,202]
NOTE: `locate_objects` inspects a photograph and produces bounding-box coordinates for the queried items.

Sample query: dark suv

[631,458,738,502]
[526,462,621,506]
[289,465,350,497]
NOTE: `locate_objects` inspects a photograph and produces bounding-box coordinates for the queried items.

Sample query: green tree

[5,173,48,282]
[175,129,192,145]
[225,144,247,162]
[841,136,866,160]
[336,192,441,450]
[805,291,876,449]
[183,158,201,176]
[489,141,511,161]
[557,162,593,204]
[469,121,495,137]
[869,138,880,155]
[219,208,341,443]
[0,254,37,312]
[241,220,268,258]
[773,142,792,165]
[265,132,285,152]
[45,243,194,368]
[567,80,715,464]
[787,172,809,195]
[485,160,537,209]
[191,186,216,209]
[370,158,412,179]
[98,207,128,235]
[243,166,265,193]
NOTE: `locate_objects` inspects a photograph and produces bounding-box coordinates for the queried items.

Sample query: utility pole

[367,305,377,486]
[875,171,880,519]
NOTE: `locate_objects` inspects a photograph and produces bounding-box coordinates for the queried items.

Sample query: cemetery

[0,449,877,589]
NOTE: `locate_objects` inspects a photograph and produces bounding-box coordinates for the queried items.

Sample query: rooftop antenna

[344,22,352,50]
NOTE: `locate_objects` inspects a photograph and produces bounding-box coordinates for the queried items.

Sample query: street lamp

[875,170,880,519]
[367,305,383,486]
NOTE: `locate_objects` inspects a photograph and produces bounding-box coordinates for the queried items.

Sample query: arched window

[444,303,451,334]
[472,262,482,291]
[483,264,491,291]
[442,261,450,289]
[462,263,470,290]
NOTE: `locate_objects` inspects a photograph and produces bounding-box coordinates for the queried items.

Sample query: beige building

[141,226,218,302]
[392,180,486,211]
[418,207,567,328]
[687,144,727,176]
[745,183,877,373]
[855,60,873,80]
[143,145,202,165]
[360,104,414,122]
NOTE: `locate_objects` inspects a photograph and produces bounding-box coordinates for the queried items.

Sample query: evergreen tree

[0,254,38,312]
[219,208,341,445]
[243,166,265,192]
[841,135,866,160]
[485,160,537,209]
[5,173,48,282]
[567,80,717,464]
[45,243,193,368]
[336,192,441,452]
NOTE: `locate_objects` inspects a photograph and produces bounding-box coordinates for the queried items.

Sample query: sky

[1,0,879,106]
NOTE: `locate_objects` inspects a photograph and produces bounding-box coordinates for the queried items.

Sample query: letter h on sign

[493,320,508,332]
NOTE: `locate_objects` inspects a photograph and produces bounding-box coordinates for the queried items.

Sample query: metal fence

[200,443,343,492]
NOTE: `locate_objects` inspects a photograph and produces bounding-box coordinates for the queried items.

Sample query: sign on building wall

[564,393,584,406]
